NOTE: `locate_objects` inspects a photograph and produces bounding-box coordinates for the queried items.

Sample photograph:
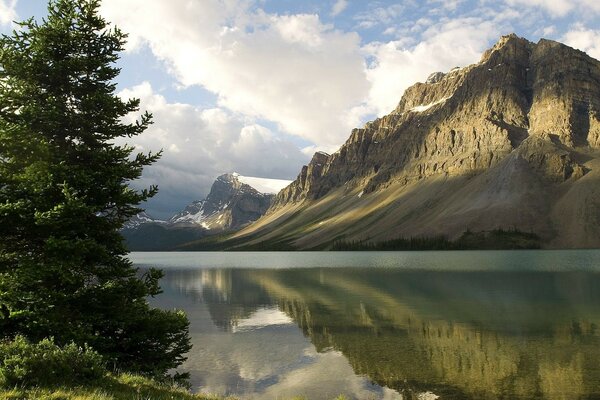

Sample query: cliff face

[235,35,600,249]
[272,151,330,207]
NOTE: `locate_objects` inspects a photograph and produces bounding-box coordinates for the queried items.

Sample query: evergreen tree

[0,0,191,376]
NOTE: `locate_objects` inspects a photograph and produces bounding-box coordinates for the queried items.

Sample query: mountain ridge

[220,34,600,250]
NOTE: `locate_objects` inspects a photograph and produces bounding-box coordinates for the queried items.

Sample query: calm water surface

[130,251,600,400]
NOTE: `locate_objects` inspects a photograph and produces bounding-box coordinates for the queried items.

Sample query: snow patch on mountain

[234,173,292,194]
[123,211,167,230]
[410,96,451,113]
[169,200,207,225]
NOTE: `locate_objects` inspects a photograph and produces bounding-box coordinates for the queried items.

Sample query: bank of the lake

[0,375,349,400]
[0,373,222,400]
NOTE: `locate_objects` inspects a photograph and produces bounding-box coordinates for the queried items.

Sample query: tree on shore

[0,0,190,377]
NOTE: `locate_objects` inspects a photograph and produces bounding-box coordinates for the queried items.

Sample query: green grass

[0,373,226,400]
[0,373,351,400]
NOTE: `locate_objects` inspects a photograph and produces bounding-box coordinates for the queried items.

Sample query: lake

[129,250,600,400]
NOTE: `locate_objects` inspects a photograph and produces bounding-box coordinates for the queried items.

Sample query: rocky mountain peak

[237,35,600,249]
[168,172,273,229]
[480,33,532,63]
[271,33,600,209]
[123,172,282,250]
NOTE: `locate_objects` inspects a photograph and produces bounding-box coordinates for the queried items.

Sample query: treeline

[331,228,541,251]
[331,235,453,250]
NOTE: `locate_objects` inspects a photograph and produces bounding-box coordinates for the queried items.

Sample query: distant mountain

[123,173,289,250]
[224,34,600,250]
[122,211,167,230]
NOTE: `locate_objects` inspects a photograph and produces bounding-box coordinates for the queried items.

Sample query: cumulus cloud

[0,0,17,26]
[427,0,468,12]
[100,0,533,150]
[100,0,579,217]
[364,18,502,115]
[117,82,309,218]
[101,0,369,150]
[562,25,600,60]
[503,0,600,17]
[354,4,405,30]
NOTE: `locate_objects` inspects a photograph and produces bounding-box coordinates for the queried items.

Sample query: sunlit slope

[232,144,600,249]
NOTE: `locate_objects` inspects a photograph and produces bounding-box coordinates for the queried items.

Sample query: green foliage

[0,336,105,388]
[0,0,190,377]
[456,228,541,249]
[331,235,454,251]
[0,371,227,400]
[331,228,541,250]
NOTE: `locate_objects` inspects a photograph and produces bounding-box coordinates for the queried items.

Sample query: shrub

[0,336,105,388]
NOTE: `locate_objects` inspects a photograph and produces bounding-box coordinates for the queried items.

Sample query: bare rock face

[244,34,600,249]
[426,72,446,84]
[528,39,600,147]
[272,151,330,207]
[273,35,599,206]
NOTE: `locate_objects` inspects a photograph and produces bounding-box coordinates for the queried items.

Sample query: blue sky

[3,0,600,217]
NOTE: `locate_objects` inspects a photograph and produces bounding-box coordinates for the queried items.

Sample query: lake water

[129,251,600,400]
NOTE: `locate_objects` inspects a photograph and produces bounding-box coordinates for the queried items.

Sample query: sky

[2,0,600,218]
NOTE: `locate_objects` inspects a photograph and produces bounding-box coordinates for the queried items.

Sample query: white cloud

[101,0,369,150]
[117,82,308,218]
[562,25,600,60]
[354,4,405,29]
[427,0,467,12]
[0,0,17,25]
[236,175,292,194]
[364,18,501,115]
[100,0,576,217]
[331,0,348,17]
[503,0,600,17]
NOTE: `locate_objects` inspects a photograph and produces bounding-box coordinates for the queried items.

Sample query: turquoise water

[130,251,600,400]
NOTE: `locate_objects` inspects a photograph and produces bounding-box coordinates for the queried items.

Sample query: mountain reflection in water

[151,264,600,399]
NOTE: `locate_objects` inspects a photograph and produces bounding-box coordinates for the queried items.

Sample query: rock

[426,72,445,84]
[270,34,600,208]
[272,151,330,207]
[237,34,600,249]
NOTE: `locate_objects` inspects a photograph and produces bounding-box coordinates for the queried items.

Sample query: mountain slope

[229,34,600,250]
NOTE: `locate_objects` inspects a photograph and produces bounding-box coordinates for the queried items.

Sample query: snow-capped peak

[125,173,291,231]
[123,211,167,230]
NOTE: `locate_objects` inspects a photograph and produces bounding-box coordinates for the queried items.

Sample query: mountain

[123,173,287,250]
[122,211,166,230]
[168,173,275,229]
[225,34,600,250]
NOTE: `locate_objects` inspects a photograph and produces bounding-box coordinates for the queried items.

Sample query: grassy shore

[0,373,226,400]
